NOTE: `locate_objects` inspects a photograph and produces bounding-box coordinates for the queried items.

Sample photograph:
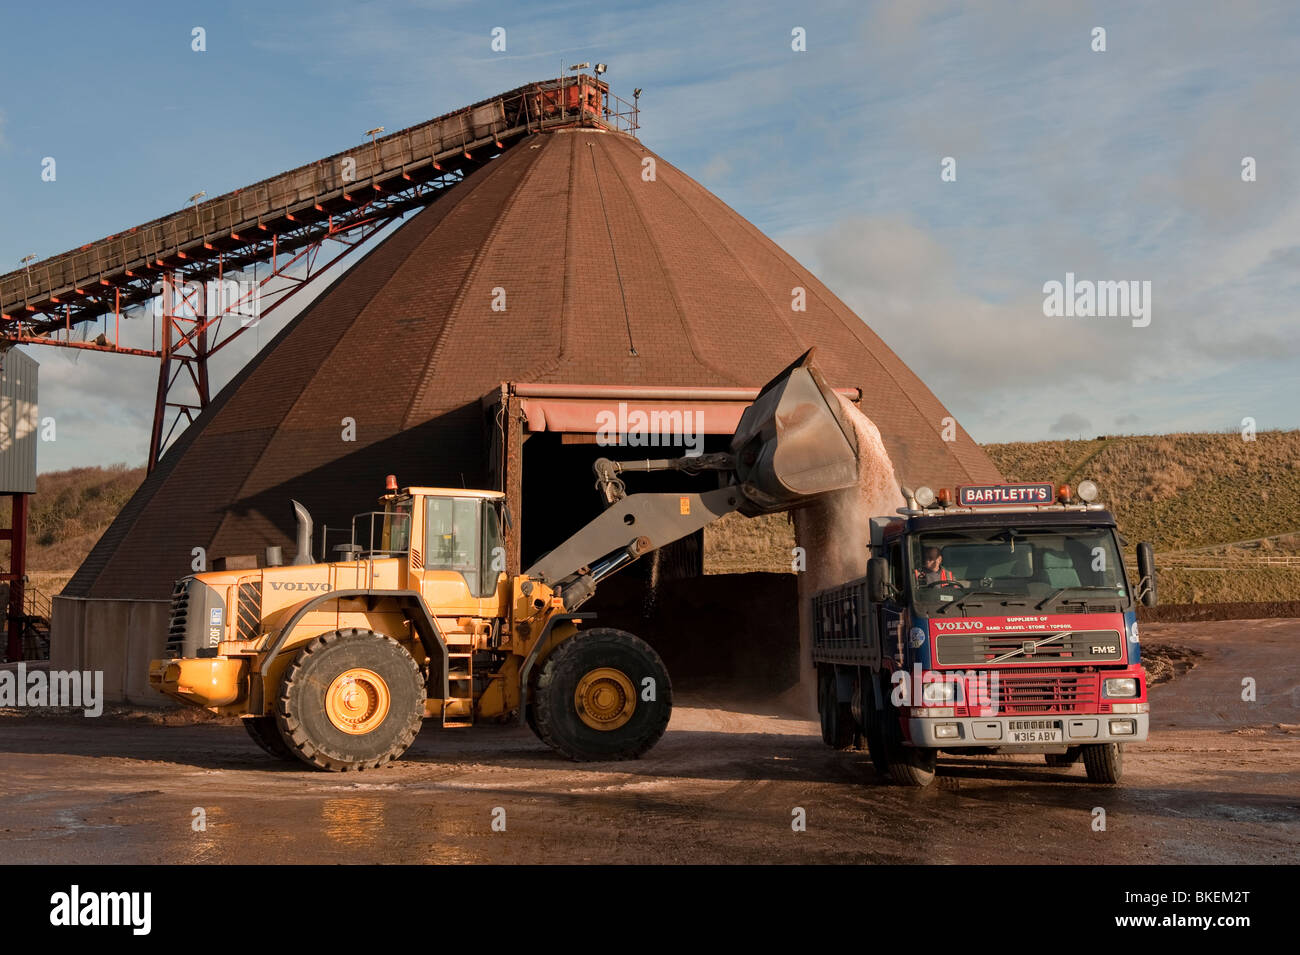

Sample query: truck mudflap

[149,657,248,708]
[904,710,1149,748]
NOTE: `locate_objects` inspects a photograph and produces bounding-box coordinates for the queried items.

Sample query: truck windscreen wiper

[934,590,1022,614]
[1035,586,1122,611]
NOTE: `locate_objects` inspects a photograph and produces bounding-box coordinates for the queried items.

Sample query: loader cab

[391,486,509,616]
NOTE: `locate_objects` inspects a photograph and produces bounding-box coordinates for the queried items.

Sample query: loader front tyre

[275,629,425,772]
[243,715,296,761]
[534,628,671,761]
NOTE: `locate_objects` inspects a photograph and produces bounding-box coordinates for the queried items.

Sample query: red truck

[812,481,1155,786]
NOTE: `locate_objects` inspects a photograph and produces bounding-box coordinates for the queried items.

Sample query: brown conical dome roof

[67,127,998,600]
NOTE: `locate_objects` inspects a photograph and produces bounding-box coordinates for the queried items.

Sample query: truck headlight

[922,680,956,703]
[1103,677,1138,698]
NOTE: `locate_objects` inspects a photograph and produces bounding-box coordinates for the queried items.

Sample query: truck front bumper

[906,710,1148,748]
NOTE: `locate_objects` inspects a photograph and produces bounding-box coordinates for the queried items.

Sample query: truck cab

[813,481,1155,786]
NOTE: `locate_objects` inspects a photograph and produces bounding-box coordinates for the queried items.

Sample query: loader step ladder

[443,651,475,728]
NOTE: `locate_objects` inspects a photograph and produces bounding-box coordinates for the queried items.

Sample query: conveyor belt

[0,74,630,333]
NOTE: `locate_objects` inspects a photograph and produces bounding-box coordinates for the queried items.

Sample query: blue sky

[1,0,1297,471]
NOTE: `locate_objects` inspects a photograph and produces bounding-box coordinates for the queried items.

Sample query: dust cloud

[785,396,904,715]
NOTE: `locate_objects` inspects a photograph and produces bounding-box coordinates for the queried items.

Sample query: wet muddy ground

[1,618,1296,864]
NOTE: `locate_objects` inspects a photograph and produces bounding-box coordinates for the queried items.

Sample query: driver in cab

[916,546,956,585]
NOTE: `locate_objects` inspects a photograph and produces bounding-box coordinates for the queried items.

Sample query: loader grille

[236,581,262,642]
[165,580,190,658]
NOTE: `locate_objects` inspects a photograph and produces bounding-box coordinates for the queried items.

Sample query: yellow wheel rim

[325,668,391,735]
[574,667,636,732]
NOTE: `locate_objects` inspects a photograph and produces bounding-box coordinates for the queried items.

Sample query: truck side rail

[811,577,878,666]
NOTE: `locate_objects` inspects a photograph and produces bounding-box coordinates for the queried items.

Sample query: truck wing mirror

[1136,542,1157,607]
[867,556,890,604]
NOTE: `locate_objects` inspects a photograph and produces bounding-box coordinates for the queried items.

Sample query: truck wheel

[1083,742,1124,783]
[1045,746,1082,768]
[886,730,937,787]
[275,629,425,772]
[242,716,296,761]
[534,628,671,761]
[860,676,890,775]
[880,679,936,787]
[817,665,856,750]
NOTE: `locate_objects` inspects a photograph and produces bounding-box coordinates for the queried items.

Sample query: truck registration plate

[1011,729,1062,743]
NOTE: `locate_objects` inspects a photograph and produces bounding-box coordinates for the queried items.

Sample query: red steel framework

[0,75,639,471]
[2,493,29,661]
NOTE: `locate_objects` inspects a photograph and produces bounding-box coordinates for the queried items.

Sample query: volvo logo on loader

[269,581,332,592]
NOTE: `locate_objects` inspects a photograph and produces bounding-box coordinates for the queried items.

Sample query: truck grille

[988,669,1098,714]
[1052,602,1122,614]
[937,629,1123,665]
[165,580,190,657]
[236,581,262,641]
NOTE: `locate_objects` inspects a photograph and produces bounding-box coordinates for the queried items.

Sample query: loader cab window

[423,497,504,598]
[382,500,412,554]
[481,500,504,588]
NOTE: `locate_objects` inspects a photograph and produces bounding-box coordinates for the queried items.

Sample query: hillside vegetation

[983,430,1300,553]
[0,465,146,598]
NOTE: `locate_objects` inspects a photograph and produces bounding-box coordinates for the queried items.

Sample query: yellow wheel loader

[149,351,862,770]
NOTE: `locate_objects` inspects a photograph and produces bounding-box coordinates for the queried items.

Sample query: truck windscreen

[909,525,1128,613]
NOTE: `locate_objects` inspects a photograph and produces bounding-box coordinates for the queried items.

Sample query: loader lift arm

[526,348,862,610]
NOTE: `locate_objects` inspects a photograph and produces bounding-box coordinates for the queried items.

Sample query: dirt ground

[0,618,1296,865]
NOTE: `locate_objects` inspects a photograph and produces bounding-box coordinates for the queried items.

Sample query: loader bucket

[730,349,860,513]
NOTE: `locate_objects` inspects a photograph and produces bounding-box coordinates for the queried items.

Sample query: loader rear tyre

[275,628,425,772]
[817,665,856,750]
[242,715,296,761]
[534,628,671,761]
[1083,742,1124,784]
